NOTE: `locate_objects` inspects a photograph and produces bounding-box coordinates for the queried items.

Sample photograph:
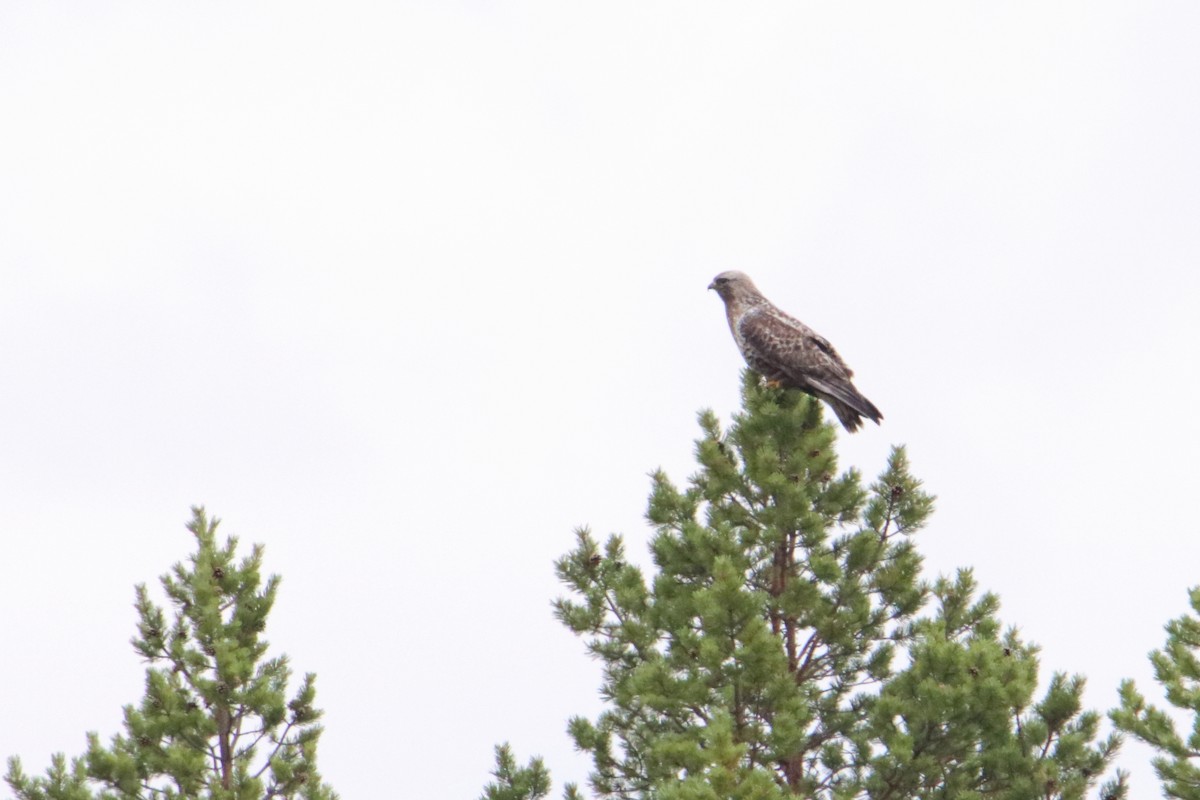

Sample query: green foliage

[1111,586,1200,799]
[480,745,584,800]
[869,573,1124,800]
[6,508,337,800]
[541,374,1122,799]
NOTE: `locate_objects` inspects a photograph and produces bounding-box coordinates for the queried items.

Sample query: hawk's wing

[737,306,854,384]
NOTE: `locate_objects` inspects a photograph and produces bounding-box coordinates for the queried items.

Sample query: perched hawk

[708,271,882,432]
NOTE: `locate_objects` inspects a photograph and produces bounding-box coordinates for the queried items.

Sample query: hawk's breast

[734,306,787,379]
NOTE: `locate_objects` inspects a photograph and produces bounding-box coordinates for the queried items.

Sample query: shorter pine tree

[1111,587,1200,800]
[481,745,582,800]
[5,507,337,800]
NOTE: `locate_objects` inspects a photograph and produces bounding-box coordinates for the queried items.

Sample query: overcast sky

[2,3,1199,798]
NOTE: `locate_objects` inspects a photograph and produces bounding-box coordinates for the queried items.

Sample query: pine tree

[5,507,337,800]
[495,374,1125,799]
[480,745,582,800]
[1111,587,1200,800]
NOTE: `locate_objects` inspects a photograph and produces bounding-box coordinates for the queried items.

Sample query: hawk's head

[708,271,761,302]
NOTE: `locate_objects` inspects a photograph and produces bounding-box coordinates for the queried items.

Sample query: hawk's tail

[829,399,882,433]
[818,382,883,433]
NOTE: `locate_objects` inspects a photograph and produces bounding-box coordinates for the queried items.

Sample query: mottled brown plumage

[708,271,882,432]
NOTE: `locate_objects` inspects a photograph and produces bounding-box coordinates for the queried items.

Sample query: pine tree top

[6,507,338,800]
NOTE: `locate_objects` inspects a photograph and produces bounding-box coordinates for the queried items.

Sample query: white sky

[2,3,1198,798]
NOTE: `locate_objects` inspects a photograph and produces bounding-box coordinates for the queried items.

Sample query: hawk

[708,271,882,432]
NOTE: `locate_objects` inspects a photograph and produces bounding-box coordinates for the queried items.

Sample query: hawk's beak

[707,281,716,291]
